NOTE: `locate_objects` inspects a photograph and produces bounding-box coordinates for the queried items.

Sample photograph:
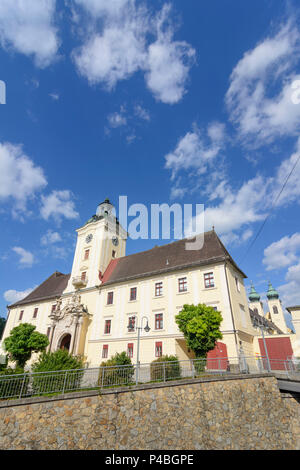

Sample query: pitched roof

[102,230,247,286]
[9,272,70,309]
[249,307,284,334]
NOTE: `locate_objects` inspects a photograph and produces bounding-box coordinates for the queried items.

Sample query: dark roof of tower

[8,272,70,309]
[102,230,247,286]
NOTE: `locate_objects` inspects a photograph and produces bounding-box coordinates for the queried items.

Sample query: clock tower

[65,199,127,293]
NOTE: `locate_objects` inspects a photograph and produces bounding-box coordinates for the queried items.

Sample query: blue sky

[0,0,300,327]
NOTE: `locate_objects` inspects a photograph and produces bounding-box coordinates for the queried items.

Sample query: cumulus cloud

[72,1,195,104]
[4,286,37,304]
[40,230,62,246]
[40,190,79,223]
[263,233,300,271]
[107,106,127,128]
[12,247,35,267]
[226,21,300,147]
[165,122,226,182]
[0,142,47,216]
[0,0,59,67]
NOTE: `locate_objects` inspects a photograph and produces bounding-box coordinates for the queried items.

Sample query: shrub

[99,352,134,387]
[0,367,29,399]
[31,349,84,395]
[193,357,206,375]
[150,355,181,382]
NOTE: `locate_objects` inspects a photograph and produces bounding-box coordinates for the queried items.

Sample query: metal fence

[0,356,299,401]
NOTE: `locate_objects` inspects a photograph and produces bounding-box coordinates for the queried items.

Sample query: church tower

[65,199,127,293]
[248,282,264,316]
[266,281,288,334]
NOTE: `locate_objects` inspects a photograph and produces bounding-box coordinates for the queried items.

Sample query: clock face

[86,234,93,244]
[112,236,119,246]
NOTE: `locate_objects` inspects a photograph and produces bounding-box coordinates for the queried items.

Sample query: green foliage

[175,303,223,359]
[0,317,6,340]
[3,323,49,368]
[99,351,134,387]
[31,349,84,395]
[150,355,181,381]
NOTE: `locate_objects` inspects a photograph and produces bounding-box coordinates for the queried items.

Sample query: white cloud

[165,122,225,181]
[12,247,35,267]
[40,230,62,246]
[0,0,59,68]
[263,233,300,271]
[0,142,47,216]
[134,104,150,121]
[107,107,127,128]
[49,92,60,101]
[226,21,300,147]
[40,190,79,223]
[278,262,300,307]
[72,1,195,104]
[4,286,37,304]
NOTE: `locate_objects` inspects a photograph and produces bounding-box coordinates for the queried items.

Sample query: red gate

[258,337,293,370]
[207,342,228,370]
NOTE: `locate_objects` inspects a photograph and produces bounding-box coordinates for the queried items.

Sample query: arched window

[273,306,278,314]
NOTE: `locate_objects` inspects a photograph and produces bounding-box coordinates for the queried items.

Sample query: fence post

[101,367,105,389]
[192,360,195,379]
[19,373,27,399]
[62,371,68,394]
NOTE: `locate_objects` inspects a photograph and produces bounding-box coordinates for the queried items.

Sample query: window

[130,287,137,301]
[155,342,163,357]
[178,277,187,292]
[204,272,215,288]
[51,304,56,313]
[155,282,163,297]
[273,306,279,314]
[104,320,111,334]
[235,276,240,292]
[155,313,163,330]
[84,249,90,260]
[33,308,38,319]
[112,250,116,258]
[107,292,114,305]
[102,345,108,359]
[127,343,134,358]
[81,271,87,281]
[128,316,136,332]
[19,310,24,321]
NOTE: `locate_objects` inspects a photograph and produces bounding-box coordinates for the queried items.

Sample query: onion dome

[249,282,260,302]
[267,281,279,300]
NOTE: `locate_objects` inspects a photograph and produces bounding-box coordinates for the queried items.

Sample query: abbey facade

[1,199,299,367]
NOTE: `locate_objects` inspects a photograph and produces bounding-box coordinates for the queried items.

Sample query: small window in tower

[81,271,87,281]
[112,250,116,258]
[51,304,56,313]
[273,306,279,314]
[84,249,90,260]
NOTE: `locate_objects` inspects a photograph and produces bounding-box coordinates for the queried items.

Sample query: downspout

[224,261,239,358]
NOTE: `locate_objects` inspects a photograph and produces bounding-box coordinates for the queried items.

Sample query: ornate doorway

[59,334,71,351]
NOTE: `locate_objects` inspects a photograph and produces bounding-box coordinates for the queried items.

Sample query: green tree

[175,303,223,360]
[3,323,49,368]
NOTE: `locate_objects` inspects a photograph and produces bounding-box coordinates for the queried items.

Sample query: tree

[3,323,49,368]
[175,303,223,359]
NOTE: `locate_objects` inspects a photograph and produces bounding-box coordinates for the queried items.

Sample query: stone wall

[0,374,299,450]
